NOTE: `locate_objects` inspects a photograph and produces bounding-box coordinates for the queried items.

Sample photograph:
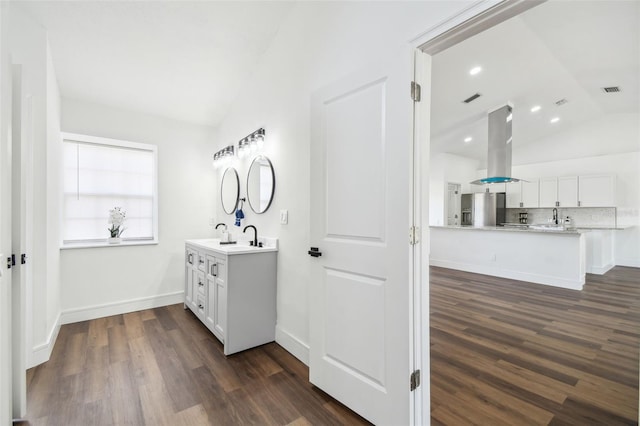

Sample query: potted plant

[108,207,126,244]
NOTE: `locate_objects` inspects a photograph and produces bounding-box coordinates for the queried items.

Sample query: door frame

[0,2,13,424]
[408,0,544,423]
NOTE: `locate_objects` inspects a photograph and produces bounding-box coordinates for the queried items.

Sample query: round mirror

[221,167,240,215]
[247,155,275,214]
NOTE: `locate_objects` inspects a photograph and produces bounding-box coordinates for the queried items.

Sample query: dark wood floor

[23,304,369,425]
[23,266,640,425]
[430,266,640,425]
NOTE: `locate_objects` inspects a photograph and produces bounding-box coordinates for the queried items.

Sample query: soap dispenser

[564,216,572,228]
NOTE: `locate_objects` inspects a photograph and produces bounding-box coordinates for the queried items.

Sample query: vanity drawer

[196,294,206,318]
[196,271,206,296]
[197,252,206,272]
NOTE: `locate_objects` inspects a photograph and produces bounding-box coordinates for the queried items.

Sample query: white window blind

[62,133,158,245]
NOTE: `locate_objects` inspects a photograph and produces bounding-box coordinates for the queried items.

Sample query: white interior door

[11,64,27,419]
[309,49,414,425]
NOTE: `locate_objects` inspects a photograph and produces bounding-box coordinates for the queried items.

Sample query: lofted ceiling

[15,1,295,127]
[430,0,639,166]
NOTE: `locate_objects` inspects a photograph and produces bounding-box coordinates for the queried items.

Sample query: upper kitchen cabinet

[540,176,578,207]
[578,174,616,207]
[507,180,539,208]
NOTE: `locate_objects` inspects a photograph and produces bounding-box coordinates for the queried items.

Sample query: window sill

[60,239,159,250]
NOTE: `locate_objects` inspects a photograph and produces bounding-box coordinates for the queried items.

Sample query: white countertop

[430,225,583,235]
[186,238,278,255]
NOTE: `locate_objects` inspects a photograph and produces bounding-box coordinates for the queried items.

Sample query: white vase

[108,237,122,244]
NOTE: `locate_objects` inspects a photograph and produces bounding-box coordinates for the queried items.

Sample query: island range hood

[471,104,521,185]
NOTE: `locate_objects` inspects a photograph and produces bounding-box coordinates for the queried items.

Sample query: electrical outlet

[280,210,288,225]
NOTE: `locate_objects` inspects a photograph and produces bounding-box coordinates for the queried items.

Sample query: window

[61,133,158,246]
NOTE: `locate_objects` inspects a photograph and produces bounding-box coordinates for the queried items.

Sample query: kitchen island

[430,225,585,290]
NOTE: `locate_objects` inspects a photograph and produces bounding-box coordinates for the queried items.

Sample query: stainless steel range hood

[471,104,521,185]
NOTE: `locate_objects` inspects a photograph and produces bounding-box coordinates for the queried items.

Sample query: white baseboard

[615,258,640,268]
[588,263,615,275]
[60,291,184,325]
[29,312,61,368]
[430,259,584,290]
[275,325,309,366]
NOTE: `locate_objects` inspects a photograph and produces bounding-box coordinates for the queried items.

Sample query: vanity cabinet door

[185,248,198,309]
[213,257,227,339]
[205,255,217,336]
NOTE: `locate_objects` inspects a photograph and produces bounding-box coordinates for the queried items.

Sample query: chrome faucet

[552,208,558,225]
[243,225,258,247]
[215,223,227,231]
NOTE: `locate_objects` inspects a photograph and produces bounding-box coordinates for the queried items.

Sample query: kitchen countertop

[430,225,583,235]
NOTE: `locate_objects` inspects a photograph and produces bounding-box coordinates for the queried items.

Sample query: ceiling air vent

[602,86,621,93]
[555,98,568,106]
[463,93,482,104]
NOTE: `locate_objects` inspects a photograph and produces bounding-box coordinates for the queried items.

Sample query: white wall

[513,113,639,166]
[429,153,480,226]
[60,98,217,321]
[213,1,479,363]
[9,6,61,367]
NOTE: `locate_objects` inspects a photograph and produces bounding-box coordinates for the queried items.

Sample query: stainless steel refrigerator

[460,192,506,227]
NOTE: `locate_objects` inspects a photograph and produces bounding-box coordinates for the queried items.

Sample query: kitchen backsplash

[506,207,617,228]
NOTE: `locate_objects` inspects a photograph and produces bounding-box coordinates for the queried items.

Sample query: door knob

[308,247,322,257]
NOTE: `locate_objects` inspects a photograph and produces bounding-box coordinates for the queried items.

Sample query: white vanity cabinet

[184,240,277,355]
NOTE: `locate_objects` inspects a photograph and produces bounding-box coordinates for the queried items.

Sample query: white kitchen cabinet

[578,174,616,207]
[521,180,539,207]
[506,179,539,208]
[558,176,578,207]
[539,176,578,207]
[505,182,522,208]
[185,240,277,355]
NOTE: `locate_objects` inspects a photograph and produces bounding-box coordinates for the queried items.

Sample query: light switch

[280,210,288,225]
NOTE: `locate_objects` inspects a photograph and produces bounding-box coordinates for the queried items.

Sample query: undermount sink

[528,224,566,231]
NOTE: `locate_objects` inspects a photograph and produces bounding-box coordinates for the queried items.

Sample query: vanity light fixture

[213,145,235,168]
[237,128,266,158]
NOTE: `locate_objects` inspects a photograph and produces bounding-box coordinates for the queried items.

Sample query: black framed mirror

[246,155,275,214]
[221,167,240,214]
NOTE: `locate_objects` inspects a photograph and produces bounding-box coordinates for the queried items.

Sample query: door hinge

[410,369,421,391]
[411,81,421,102]
[409,226,420,245]
[21,254,26,265]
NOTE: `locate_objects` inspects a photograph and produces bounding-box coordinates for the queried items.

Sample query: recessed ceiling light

[469,66,482,76]
[530,105,541,113]
[550,117,560,124]
[464,137,472,143]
